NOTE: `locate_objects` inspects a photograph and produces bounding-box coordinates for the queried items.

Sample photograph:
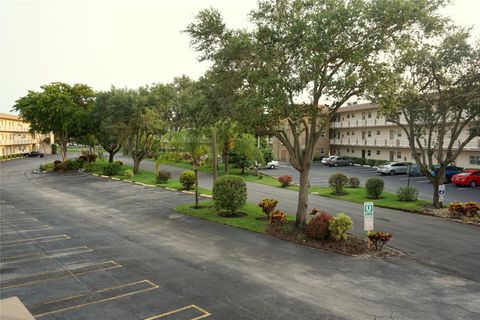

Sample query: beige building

[0,113,53,158]
[271,103,480,168]
[330,103,479,168]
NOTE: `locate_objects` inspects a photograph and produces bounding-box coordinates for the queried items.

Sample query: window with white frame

[368,131,372,137]
[397,151,402,159]
[376,150,380,155]
[470,156,480,165]
[367,150,371,156]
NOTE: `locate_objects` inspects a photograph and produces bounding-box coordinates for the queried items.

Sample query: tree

[186,0,447,227]
[184,130,209,208]
[231,133,264,174]
[92,88,134,162]
[217,120,238,175]
[372,30,480,208]
[13,82,94,161]
[125,85,170,173]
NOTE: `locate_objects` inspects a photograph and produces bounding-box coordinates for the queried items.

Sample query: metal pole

[407,164,411,188]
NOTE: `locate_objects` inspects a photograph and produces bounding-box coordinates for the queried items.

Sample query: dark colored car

[26,151,45,158]
[430,165,464,183]
[452,170,480,187]
[327,156,354,167]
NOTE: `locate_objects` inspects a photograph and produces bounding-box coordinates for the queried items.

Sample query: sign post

[364,202,374,250]
[438,184,445,207]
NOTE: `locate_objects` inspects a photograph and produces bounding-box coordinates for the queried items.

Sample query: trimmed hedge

[213,175,247,214]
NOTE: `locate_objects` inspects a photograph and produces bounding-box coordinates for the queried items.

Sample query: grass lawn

[309,186,429,213]
[175,200,294,233]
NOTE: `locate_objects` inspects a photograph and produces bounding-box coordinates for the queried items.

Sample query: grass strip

[176,200,294,233]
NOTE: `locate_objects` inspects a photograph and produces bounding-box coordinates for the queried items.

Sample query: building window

[347,148,350,153]
[347,131,350,136]
[368,112,372,118]
[351,149,355,154]
[397,131,402,137]
[367,131,371,137]
[320,148,325,154]
[347,114,350,118]
[362,112,366,120]
[377,131,381,135]
[470,156,480,165]
[367,150,371,156]
[376,150,380,155]
[351,113,355,118]
[397,152,402,159]
[351,131,355,136]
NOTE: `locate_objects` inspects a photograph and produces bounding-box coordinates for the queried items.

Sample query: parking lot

[267,162,480,203]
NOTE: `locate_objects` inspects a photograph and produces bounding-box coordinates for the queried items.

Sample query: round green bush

[124,169,134,178]
[328,213,353,241]
[397,186,418,202]
[103,162,121,176]
[348,176,360,188]
[157,170,171,183]
[179,170,196,190]
[365,177,384,199]
[213,175,247,214]
[328,173,349,195]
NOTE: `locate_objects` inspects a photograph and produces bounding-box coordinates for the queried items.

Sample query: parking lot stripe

[0,235,70,247]
[0,225,52,234]
[145,305,211,320]
[30,279,159,317]
[0,260,120,289]
[1,245,93,264]
[0,218,38,224]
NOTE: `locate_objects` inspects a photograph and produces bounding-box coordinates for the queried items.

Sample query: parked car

[327,156,353,167]
[321,156,336,165]
[377,162,410,175]
[407,164,422,177]
[429,165,464,183]
[265,160,279,169]
[25,151,45,158]
[452,170,480,187]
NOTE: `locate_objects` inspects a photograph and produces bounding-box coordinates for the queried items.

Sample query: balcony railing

[330,118,405,128]
[330,138,480,150]
[0,139,37,146]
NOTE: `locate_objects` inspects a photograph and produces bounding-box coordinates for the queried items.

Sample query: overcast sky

[1,0,479,114]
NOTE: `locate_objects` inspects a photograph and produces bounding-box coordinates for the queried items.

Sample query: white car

[265,160,279,169]
[377,162,409,175]
[321,156,335,165]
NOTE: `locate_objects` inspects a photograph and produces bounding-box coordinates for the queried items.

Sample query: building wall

[271,131,330,162]
[0,113,53,157]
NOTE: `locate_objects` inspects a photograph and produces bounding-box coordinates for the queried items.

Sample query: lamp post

[407,163,412,188]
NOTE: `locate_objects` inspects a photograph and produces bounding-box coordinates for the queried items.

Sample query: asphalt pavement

[1,157,479,319]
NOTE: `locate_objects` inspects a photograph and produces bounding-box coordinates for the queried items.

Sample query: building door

[362,131,366,139]
[362,150,366,158]
[389,151,394,161]
[390,130,395,140]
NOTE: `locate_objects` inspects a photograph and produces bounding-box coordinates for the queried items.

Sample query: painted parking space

[145,305,211,320]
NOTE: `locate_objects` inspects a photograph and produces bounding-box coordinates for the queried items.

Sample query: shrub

[367,231,393,251]
[365,177,384,199]
[258,199,278,217]
[102,162,121,176]
[328,213,353,241]
[213,175,247,214]
[366,159,376,167]
[180,152,193,160]
[305,211,333,240]
[156,170,171,183]
[64,159,82,170]
[397,186,418,202]
[278,175,293,187]
[310,208,319,216]
[39,162,55,172]
[464,202,480,217]
[124,169,134,178]
[269,210,287,225]
[328,173,349,195]
[115,160,123,166]
[448,201,464,218]
[53,160,62,171]
[83,162,96,172]
[179,170,196,190]
[348,176,360,188]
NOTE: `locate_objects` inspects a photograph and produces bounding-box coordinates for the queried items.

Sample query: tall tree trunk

[194,169,199,209]
[224,151,229,175]
[133,157,141,173]
[432,180,441,208]
[211,128,218,182]
[296,168,310,227]
[109,152,115,163]
[59,138,68,162]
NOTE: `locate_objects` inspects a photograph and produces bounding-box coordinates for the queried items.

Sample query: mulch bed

[266,222,402,258]
[423,206,480,225]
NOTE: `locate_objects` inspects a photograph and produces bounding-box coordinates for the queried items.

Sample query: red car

[452,170,480,187]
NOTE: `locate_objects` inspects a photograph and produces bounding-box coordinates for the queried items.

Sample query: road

[114,154,480,283]
[1,157,479,319]
[267,161,480,203]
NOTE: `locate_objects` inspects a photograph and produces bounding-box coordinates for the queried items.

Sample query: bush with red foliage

[305,211,333,240]
[277,175,293,187]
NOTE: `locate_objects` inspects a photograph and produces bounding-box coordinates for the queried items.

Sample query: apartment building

[330,103,480,168]
[271,103,480,168]
[0,113,53,157]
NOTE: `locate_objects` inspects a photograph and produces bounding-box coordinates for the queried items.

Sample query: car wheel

[334,163,338,167]
[470,181,477,187]
[349,162,353,166]
[270,165,275,169]
[389,170,395,176]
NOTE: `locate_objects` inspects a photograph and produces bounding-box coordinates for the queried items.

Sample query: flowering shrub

[367,231,393,251]
[258,199,278,217]
[328,173,348,195]
[269,210,287,225]
[179,170,196,190]
[328,213,353,241]
[448,201,479,218]
[306,211,333,240]
[278,175,293,187]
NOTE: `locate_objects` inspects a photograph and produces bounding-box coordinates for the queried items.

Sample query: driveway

[1,157,479,319]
